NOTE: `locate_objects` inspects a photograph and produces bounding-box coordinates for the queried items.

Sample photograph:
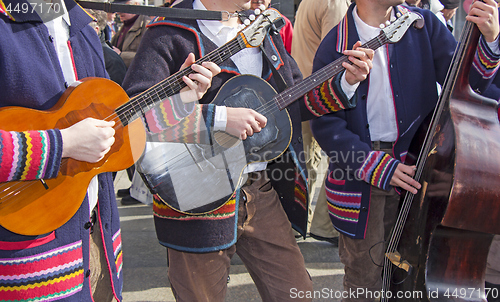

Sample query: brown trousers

[89,215,118,302]
[338,148,399,302]
[167,171,313,302]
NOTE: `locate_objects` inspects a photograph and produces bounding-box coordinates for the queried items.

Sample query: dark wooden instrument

[137,11,424,214]
[0,8,282,235]
[382,11,500,302]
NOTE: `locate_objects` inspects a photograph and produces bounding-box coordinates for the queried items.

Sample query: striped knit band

[0,241,84,301]
[304,74,347,117]
[356,151,400,191]
[473,36,500,79]
[0,129,61,182]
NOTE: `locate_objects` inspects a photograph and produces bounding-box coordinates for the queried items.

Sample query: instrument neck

[115,37,246,126]
[275,31,389,110]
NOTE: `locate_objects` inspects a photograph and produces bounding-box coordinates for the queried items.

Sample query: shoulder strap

[258,21,288,93]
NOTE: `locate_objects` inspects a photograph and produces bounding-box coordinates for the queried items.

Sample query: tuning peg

[254,8,261,15]
[396,12,402,18]
[379,24,385,29]
[385,20,391,26]
[243,18,251,26]
[249,14,256,21]
[390,15,396,22]
[259,4,266,11]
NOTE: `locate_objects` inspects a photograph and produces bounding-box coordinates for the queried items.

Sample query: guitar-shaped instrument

[0,8,283,235]
[138,11,424,214]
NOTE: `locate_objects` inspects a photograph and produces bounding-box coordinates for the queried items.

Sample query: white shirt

[344,6,500,143]
[44,1,99,214]
[193,0,263,131]
[44,1,75,85]
[194,0,267,173]
[353,7,399,142]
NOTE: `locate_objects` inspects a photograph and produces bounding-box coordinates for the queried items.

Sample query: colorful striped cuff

[473,36,500,79]
[303,73,354,117]
[147,104,213,144]
[356,151,400,191]
[145,94,196,133]
[0,129,62,182]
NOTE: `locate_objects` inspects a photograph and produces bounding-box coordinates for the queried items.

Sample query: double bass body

[388,20,500,302]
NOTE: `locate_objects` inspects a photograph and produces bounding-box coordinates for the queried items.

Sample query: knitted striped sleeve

[303,73,356,117]
[472,36,500,80]
[355,151,400,191]
[144,94,196,133]
[146,103,216,145]
[0,129,62,182]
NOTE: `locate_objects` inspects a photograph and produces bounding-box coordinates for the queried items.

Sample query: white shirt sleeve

[213,105,227,131]
[340,71,359,100]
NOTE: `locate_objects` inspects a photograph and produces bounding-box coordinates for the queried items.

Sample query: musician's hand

[466,0,499,43]
[61,118,116,163]
[179,53,221,103]
[390,163,421,194]
[112,46,121,55]
[343,41,374,85]
[225,107,267,140]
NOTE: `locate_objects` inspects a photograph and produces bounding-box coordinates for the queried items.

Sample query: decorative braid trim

[153,196,237,220]
[145,95,195,132]
[0,241,84,301]
[112,230,123,277]
[0,0,15,21]
[148,105,211,144]
[293,170,307,210]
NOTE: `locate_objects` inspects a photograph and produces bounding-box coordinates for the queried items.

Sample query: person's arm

[300,41,373,120]
[123,27,264,143]
[467,0,500,91]
[0,118,115,183]
[309,30,419,193]
[0,129,63,182]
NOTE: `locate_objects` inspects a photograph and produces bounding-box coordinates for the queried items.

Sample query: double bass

[382,6,500,302]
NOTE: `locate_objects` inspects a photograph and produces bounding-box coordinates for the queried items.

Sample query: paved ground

[114,167,345,302]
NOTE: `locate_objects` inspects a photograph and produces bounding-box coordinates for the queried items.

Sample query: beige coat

[291,0,350,77]
[111,14,149,68]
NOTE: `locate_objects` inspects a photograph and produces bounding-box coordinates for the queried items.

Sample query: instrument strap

[248,13,288,93]
[76,0,228,21]
[259,40,288,93]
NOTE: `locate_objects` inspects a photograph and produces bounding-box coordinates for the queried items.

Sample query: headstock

[237,8,284,48]
[382,11,424,43]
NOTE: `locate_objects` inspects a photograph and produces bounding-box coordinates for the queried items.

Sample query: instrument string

[380,20,474,301]
[118,31,388,173]
[0,38,248,208]
[0,24,391,209]
[132,35,390,175]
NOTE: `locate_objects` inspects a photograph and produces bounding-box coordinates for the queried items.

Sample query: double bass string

[380,19,474,300]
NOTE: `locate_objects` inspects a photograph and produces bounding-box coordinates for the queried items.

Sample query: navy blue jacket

[0,0,123,300]
[311,4,500,239]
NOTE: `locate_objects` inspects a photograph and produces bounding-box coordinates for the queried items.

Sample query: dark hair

[439,0,459,9]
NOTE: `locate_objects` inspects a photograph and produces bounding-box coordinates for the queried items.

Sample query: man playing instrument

[122,0,375,300]
[310,0,500,301]
[0,0,218,300]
